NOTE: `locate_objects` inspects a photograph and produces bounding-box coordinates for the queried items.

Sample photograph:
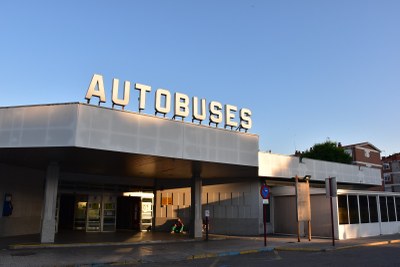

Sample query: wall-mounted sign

[161,196,173,206]
[85,74,252,131]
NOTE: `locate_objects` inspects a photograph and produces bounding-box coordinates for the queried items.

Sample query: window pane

[396,197,400,221]
[359,195,369,223]
[369,196,378,223]
[348,195,359,224]
[338,195,349,224]
[380,196,388,222]
[388,197,396,222]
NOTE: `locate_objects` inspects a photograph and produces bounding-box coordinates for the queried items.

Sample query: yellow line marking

[240,249,258,255]
[274,247,323,252]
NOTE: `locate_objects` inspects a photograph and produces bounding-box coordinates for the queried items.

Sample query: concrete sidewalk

[1,233,400,266]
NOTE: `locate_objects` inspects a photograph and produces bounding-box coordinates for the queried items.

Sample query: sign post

[260,184,270,247]
[325,177,337,246]
[204,209,210,241]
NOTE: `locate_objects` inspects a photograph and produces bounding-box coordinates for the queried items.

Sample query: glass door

[102,196,116,232]
[141,197,153,231]
[74,195,88,230]
[86,195,101,232]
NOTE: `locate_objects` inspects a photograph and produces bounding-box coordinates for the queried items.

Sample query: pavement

[1,231,400,266]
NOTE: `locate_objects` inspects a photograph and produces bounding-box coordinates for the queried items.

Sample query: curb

[9,238,197,250]
[274,239,400,252]
[334,239,400,250]
[274,246,326,252]
[186,247,274,260]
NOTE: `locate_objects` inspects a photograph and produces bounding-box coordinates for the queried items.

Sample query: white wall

[75,104,259,167]
[339,224,381,239]
[0,104,77,147]
[259,152,382,186]
[0,104,259,167]
[0,164,45,236]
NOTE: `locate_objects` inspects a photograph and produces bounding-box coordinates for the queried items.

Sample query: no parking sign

[260,184,270,246]
[260,184,270,205]
[260,184,270,199]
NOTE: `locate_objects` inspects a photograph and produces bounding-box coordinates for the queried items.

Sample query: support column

[191,170,202,239]
[40,163,59,243]
[152,178,158,231]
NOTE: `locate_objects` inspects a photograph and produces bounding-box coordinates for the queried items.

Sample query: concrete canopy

[0,103,259,181]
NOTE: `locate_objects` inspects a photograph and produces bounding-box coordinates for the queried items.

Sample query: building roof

[382,153,400,161]
[343,142,382,153]
[0,103,259,179]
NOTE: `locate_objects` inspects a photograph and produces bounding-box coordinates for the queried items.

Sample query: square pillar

[190,173,203,239]
[40,163,59,243]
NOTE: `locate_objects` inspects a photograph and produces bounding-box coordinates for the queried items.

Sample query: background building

[343,142,382,169]
[382,153,400,192]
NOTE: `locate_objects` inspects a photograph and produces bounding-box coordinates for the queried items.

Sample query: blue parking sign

[260,185,270,199]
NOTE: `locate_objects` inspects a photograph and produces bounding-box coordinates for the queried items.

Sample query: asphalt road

[132,243,400,267]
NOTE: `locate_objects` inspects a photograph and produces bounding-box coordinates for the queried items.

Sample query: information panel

[296,182,311,221]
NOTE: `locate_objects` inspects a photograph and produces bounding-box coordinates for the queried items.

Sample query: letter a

[85,74,106,105]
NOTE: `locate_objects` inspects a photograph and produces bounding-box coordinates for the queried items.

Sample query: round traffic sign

[260,185,270,199]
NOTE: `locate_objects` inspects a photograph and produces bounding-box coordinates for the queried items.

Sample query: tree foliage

[300,141,352,164]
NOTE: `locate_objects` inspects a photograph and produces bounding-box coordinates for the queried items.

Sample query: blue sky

[1,1,399,156]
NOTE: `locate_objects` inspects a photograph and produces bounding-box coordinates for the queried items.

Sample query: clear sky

[1,1,399,156]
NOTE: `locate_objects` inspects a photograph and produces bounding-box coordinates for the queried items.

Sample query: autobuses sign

[85,74,252,132]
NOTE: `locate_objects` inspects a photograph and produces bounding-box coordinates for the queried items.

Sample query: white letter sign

[85,74,253,131]
[155,89,171,116]
[111,78,131,109]
[174,92,190,119]
[85,74,106,104]
[225,104,238,129]
[240,108,252,130]
[192,97,206,123]
[209,101,223,125]
[135,83,151,112]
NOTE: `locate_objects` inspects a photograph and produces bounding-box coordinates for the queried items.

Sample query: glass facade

[348,195,359,224]
[359,195,369,223]
[369,196,379,223]
[338,195,349,224]
[339,194,399,225]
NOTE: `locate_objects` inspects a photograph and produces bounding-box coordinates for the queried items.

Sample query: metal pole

[205,216,209,241]
[263,204,267,246]
[295,175,300,242]
[307,179,311,241]
[329,177,335,246]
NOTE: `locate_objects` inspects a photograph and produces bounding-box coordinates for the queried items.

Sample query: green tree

[300,141,352,164]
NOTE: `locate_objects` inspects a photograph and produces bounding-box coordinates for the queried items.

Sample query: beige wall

[310,195,331,237]
[155,181,262,235]
[0,164,45,236]
[273,195,331,237]
[273,196,297,234]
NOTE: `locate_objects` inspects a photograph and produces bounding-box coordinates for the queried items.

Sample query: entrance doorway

[57,194,145,233]
[274,196,297,234]
[58,194,75,230]
[116,196,141,231]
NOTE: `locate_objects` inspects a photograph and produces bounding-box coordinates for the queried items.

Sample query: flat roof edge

[0,102,259,138]
[0,102,81,109]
